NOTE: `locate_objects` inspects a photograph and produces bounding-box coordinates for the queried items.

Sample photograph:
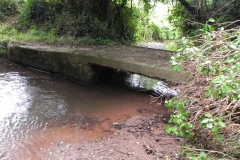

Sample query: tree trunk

[178,0,203,21]
[98,0,111,21]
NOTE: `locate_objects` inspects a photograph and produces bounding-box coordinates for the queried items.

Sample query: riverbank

[45,114,182,160]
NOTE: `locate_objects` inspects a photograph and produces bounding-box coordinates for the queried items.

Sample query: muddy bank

[0,58,19,69]
[45,114,182,160]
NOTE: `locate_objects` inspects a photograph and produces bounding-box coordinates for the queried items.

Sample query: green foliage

[16,0,175,44]
[2,0,177,44]
[165,98,193,139]
[212,0,240,26]
[165,0,240,37]
[0,0,18,21]
[16,0,156,44]
[163,41,178,51]
[148,23,182,41]
[167,2,202,36]
[111,6,142,42]
[166,19,240,159]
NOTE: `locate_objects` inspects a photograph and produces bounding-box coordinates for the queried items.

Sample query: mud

[45,114,182,160]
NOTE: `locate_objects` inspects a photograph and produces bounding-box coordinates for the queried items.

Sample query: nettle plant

[165,19,240,159]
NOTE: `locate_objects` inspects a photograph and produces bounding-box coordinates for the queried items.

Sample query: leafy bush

[166,19,240,159]
[17,0,148,43]
[0,0,18,21]
[167,3,198,36]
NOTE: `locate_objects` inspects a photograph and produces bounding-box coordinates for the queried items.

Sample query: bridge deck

[8,44,188,83]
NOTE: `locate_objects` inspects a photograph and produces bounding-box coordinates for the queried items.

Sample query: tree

[20,0,150,42]
[159,0,239,23]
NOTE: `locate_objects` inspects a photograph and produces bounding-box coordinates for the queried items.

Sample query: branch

[189,148,236,159]
[211,0,236,18]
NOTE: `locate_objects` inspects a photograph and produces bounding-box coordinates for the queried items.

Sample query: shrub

[166,19,240,159]
[0,0,18,21]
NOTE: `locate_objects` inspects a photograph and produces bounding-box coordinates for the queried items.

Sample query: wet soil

[45,114,182,160]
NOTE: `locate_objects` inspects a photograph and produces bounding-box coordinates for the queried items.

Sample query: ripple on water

[0,65,166,160]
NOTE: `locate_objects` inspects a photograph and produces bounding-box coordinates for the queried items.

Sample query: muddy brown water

[0,61,167,160]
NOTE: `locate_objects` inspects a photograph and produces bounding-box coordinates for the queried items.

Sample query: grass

[0,23,116,46]
[163,40,178,51]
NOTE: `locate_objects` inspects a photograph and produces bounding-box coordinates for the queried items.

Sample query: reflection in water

[125,74,178,97]
[0,65,164,160]
[0,72,70,159]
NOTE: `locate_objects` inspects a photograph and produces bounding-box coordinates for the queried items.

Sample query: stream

[0,60,170,160]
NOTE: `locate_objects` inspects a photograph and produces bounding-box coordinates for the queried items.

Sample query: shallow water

[0,62,166,160]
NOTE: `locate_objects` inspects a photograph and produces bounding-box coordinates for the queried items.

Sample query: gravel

[136,42,165,50]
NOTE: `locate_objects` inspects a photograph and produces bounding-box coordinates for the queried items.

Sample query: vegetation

[162,0,240,36]
[0,0,175,45]
[1,0,240,159]
[0,0,19,22]
[165,20,240,159]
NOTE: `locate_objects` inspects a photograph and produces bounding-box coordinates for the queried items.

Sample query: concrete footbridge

[7,43,188,84]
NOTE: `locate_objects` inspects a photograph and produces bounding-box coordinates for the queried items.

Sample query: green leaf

[205,90,211,97]
[176,103,184,109]
[230,44,237,49]
[206,123,213,129]
[165,124,171,133]
[232,39,239,45]
[201,68,211,75]
[212,126,219,133]
[233,93,239,100]
[205,113,212,118]
[199,152,207,158]
[165,100,174,108]
[181,110,189,119]
[212,91,219,99]
[203,24,208,32]
[220,92,227,98]
[176,67,182,73]
[209,25,214,32]
[171,61,178,65]
[209,85,214,91]
[201,118,209,124]
[218,122,226,128]
[220,67,228,72]
[186,123,193,129]
[208,18,215,23]
[175,118,182,125]
[225,56,235,63]
[224,85,232,93]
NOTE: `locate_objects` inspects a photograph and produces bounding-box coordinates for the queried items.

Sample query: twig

[211,0,236,18]
[189,148,237,159]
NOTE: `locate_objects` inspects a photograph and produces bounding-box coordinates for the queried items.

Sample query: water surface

[0,61,165,160]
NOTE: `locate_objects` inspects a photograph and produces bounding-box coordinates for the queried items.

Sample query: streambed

[0,59,173,160]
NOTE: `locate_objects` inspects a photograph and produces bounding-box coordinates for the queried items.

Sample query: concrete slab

[7,43,189,83]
